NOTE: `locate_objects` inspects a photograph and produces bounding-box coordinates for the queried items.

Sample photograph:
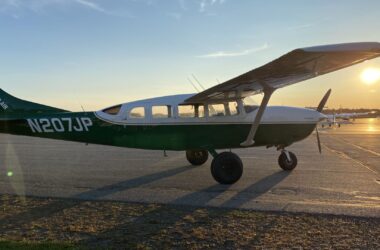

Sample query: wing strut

[240,87,275,147]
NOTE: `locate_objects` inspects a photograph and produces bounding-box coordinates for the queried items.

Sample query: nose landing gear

[278,150,298,171]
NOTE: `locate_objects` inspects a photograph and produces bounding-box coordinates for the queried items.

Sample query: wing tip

[301,42,380,53]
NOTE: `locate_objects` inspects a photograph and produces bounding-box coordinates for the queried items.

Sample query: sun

[361,68,380,85]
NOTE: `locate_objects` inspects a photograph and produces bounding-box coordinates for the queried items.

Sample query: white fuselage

[95,94,325,126]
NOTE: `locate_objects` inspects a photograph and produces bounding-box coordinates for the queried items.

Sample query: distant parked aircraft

[322,112,371,128]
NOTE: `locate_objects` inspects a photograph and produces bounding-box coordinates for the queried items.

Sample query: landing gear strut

[211,151,243,185]
[186,149,209,165]
[278,150,297,171]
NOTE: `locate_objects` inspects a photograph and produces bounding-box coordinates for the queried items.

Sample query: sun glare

[361,68,380,85]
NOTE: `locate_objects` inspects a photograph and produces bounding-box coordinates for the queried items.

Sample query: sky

[0,0,379,111]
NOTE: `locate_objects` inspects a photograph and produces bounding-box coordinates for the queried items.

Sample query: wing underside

[185,42,380,104]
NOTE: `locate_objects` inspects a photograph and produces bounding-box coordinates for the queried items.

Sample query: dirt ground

[0,194,379,249]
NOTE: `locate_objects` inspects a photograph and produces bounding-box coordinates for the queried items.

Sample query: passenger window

[228,101,239,116]
[129,107,145,118]
[103,104,122,115]
[152,105,171,118]
[209,104,226,117]
[178,105,195,118]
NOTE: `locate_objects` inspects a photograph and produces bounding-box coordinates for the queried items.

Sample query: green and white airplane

[1,42,380,184]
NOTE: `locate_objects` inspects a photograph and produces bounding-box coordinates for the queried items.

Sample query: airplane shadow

[82,183,230,247]
[1,163,291,247]
[81,171,290,247]
[0,164,196,229]
[221,170,291,208]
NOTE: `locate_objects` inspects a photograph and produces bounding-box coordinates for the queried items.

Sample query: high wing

[185,42,380,104]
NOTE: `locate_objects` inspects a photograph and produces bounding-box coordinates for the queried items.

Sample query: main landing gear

[186,149,243,185]
[211,152,243,185]
[186,149,209,165]
[186,149,297,185]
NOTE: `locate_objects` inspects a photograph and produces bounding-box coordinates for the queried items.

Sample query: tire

[186,150,209,165]
[278,151,297,171]
[211,152,243,184]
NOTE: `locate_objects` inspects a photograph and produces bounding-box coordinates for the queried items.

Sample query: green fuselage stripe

[0,112,316,150]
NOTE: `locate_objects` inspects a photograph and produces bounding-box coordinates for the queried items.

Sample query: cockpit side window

[129,107,145,118]
[227,101,239,115]
[208,104,226,117]
[178,104,205,118]
[243,97,259,113]
[195,105,205,118]
[178,105,196,118]
[103,104,122,115]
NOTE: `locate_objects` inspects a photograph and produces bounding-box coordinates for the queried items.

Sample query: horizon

[1,0,379,111]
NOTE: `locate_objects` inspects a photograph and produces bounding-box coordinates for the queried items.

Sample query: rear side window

[129,107,145,118]
[152,105,172,118]
[103,105,122,115]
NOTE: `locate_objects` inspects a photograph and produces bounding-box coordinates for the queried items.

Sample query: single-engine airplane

[1,42,380,184]
[321,111,371,128]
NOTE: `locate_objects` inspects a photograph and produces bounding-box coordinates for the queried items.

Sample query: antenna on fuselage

[187,77,200,93]
[191,74,206,91]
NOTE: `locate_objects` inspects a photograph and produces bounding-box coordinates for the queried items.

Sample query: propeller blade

[316,127,322,154]
[317,89,332,112]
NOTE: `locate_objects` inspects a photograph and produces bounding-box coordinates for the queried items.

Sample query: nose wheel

[278,150,298,171]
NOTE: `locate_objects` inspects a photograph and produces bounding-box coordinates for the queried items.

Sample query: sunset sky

[0,0,379,111]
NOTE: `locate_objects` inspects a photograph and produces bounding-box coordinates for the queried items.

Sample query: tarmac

[0,118,379,217]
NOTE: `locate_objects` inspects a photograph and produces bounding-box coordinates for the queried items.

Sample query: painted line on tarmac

[321,143,378,175]
[334,137,380,157]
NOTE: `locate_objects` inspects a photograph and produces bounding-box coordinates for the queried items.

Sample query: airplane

[321,112,371,128]
[1,42,380,185]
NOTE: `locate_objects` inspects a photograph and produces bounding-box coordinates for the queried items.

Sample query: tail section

[0,89,68,115]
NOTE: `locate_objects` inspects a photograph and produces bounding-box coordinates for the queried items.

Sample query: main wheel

[186,150,209,165]
[278,151,297,171]
[211,152,243,184]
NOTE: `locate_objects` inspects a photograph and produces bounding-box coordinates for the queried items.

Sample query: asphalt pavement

[0,118,379,217]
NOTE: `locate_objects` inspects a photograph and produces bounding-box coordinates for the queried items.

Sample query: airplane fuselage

[0,105,321,150]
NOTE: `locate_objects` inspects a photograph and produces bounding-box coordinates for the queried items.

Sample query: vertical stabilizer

[0,89,68,115]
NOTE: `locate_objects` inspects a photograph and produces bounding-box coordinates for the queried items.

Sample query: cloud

[199,0,225,13]
[74,0,107,14]
[197,43,269,58]
[0,0,114,16]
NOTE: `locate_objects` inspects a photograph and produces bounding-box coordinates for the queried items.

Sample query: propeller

[315,89,332,154]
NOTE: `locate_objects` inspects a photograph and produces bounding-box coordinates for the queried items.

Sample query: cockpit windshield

[103,104,122,115]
